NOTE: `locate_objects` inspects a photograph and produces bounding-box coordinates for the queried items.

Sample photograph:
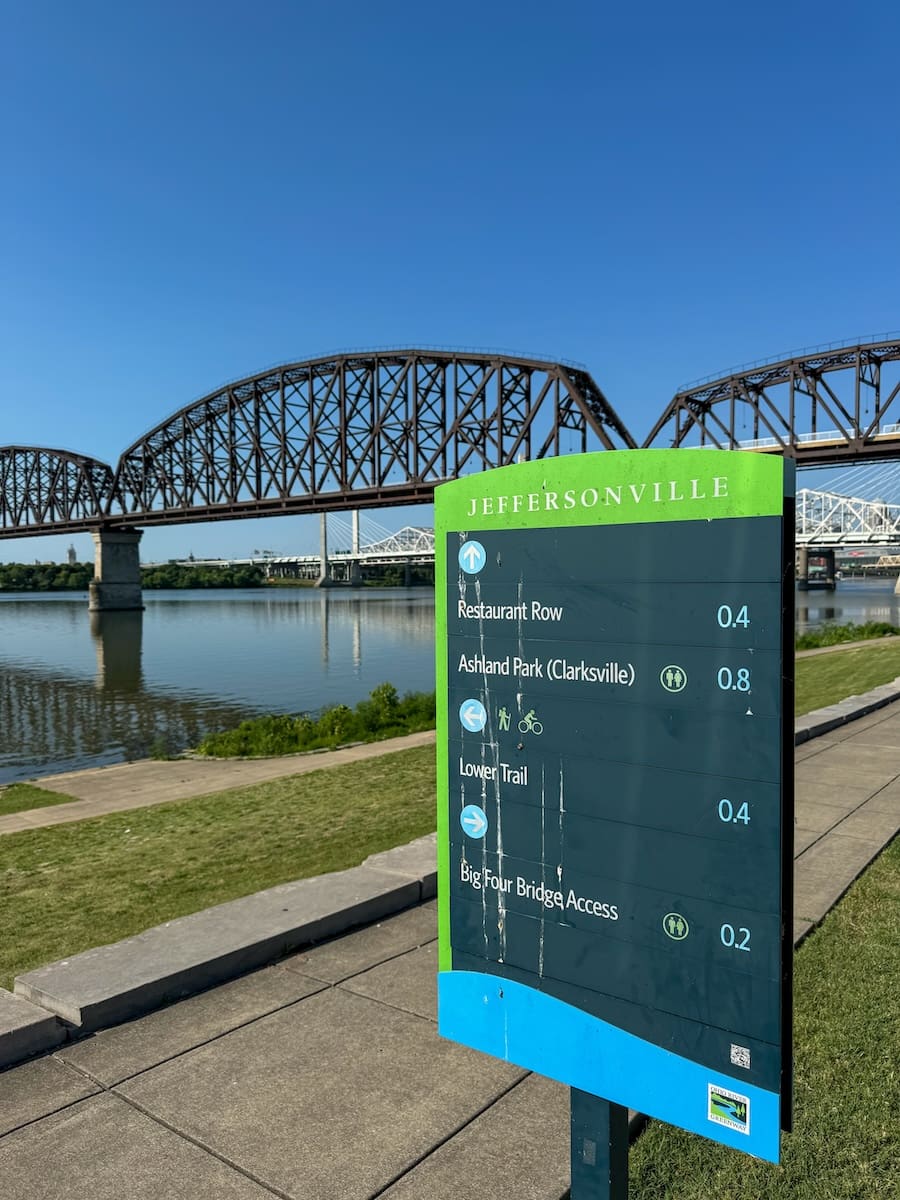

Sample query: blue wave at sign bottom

[438,971,781,1163]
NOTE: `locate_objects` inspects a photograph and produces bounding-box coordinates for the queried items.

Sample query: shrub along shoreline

[794,620,899,650]
[195,683,436,757]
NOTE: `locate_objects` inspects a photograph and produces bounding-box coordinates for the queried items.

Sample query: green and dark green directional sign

[435,449,794,1164]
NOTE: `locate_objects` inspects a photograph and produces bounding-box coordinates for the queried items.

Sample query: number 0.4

[716,604,750,628]
[718,799,750,824]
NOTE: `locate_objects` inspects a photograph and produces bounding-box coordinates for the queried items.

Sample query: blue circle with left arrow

[458,540,486,574]
[460,804,488,839]
[459,698,487,732]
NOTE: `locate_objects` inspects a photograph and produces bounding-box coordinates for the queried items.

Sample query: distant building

[67,544,77,565]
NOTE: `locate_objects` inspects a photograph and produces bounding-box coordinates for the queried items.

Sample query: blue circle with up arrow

[459,698,487,732]
[460,804,488,839]
[459,540,486,574]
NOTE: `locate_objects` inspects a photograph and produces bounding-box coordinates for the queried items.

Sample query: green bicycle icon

[517,709,543,735]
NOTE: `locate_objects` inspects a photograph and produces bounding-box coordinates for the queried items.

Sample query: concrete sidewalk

[0,731,436,836]
[2,705,900,1197]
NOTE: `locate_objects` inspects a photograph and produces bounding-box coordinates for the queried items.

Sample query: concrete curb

[794,675,900,743]
[7,833,435,1063]
[0,988,65,1068]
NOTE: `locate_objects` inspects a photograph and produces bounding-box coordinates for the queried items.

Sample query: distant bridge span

[0,350,634,539]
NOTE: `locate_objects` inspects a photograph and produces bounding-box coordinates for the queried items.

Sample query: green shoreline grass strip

[0,745,436,990]
[796,640,900,715]
[0,784,74,816]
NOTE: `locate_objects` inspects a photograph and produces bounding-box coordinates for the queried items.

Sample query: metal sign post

[435,450,794,1186]
[570,1091,629,1199]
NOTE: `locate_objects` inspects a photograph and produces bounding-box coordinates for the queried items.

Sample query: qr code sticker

[730,1043,751,1069]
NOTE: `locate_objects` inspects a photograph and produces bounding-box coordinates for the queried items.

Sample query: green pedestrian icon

[663,912,690,940]
[498,706,511,731]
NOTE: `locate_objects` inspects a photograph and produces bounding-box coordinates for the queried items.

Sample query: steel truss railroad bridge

[4,341,900,603]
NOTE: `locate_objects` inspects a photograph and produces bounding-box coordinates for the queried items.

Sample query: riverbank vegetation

[0,561,268,591]
[141,563,265,588]
[795,620,899,650]
[195,683,435,757]
[630,836,900,1198]
[0,745,436,989]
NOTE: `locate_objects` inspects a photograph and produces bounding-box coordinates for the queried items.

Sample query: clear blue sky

[3,1,899,563]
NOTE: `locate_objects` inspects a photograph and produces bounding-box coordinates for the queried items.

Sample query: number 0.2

[720,923,751,951]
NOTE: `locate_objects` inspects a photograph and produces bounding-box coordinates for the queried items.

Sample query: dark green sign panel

[436,449,794,1164]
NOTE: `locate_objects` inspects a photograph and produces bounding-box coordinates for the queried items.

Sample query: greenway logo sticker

[707,1084,750,1135]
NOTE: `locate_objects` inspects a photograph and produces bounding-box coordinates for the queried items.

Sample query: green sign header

[435,449,791,533]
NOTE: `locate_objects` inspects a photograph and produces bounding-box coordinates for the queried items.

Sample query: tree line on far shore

[0,560,434,591]
[0,562,266,591]
[0,562,94,591]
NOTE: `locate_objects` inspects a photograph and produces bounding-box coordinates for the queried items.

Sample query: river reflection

[795,579,900,633]
[0,589,436,784]
[90,609,144,691]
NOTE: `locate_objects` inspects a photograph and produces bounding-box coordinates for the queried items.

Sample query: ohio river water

[1,580,898,785]
[0,589,435,785]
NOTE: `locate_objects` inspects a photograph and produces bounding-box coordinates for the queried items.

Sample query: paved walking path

[0,731,436,836]
[2,706,899,1197]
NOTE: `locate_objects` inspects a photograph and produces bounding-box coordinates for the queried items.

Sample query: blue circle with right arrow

[460,804,488,839]
[458,540,486,574]
[459,698,487,732]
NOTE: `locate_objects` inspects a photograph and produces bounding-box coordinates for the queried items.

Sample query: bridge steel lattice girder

[107,350,636,528]
[643,338,900,465]
[0,446,119,539]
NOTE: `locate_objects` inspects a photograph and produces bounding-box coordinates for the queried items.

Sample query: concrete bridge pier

[817,548,837,588]
[796,545,809,590]
[349,509,361,586]
[89,528,144,612]
[797,545,837,591]
[316,513,334,588]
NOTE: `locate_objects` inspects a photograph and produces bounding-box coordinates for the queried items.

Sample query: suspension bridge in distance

[156,524,438,586]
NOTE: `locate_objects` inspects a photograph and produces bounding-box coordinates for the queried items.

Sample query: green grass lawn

[0,784,74,816]
[795,639,900,715]
[0,745,436,989]
[629,835,900,1199]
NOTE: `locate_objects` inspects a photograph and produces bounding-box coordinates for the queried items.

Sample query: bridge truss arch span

[644,337,900,465]
[112,350,635,527]
[0,446,117,538]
